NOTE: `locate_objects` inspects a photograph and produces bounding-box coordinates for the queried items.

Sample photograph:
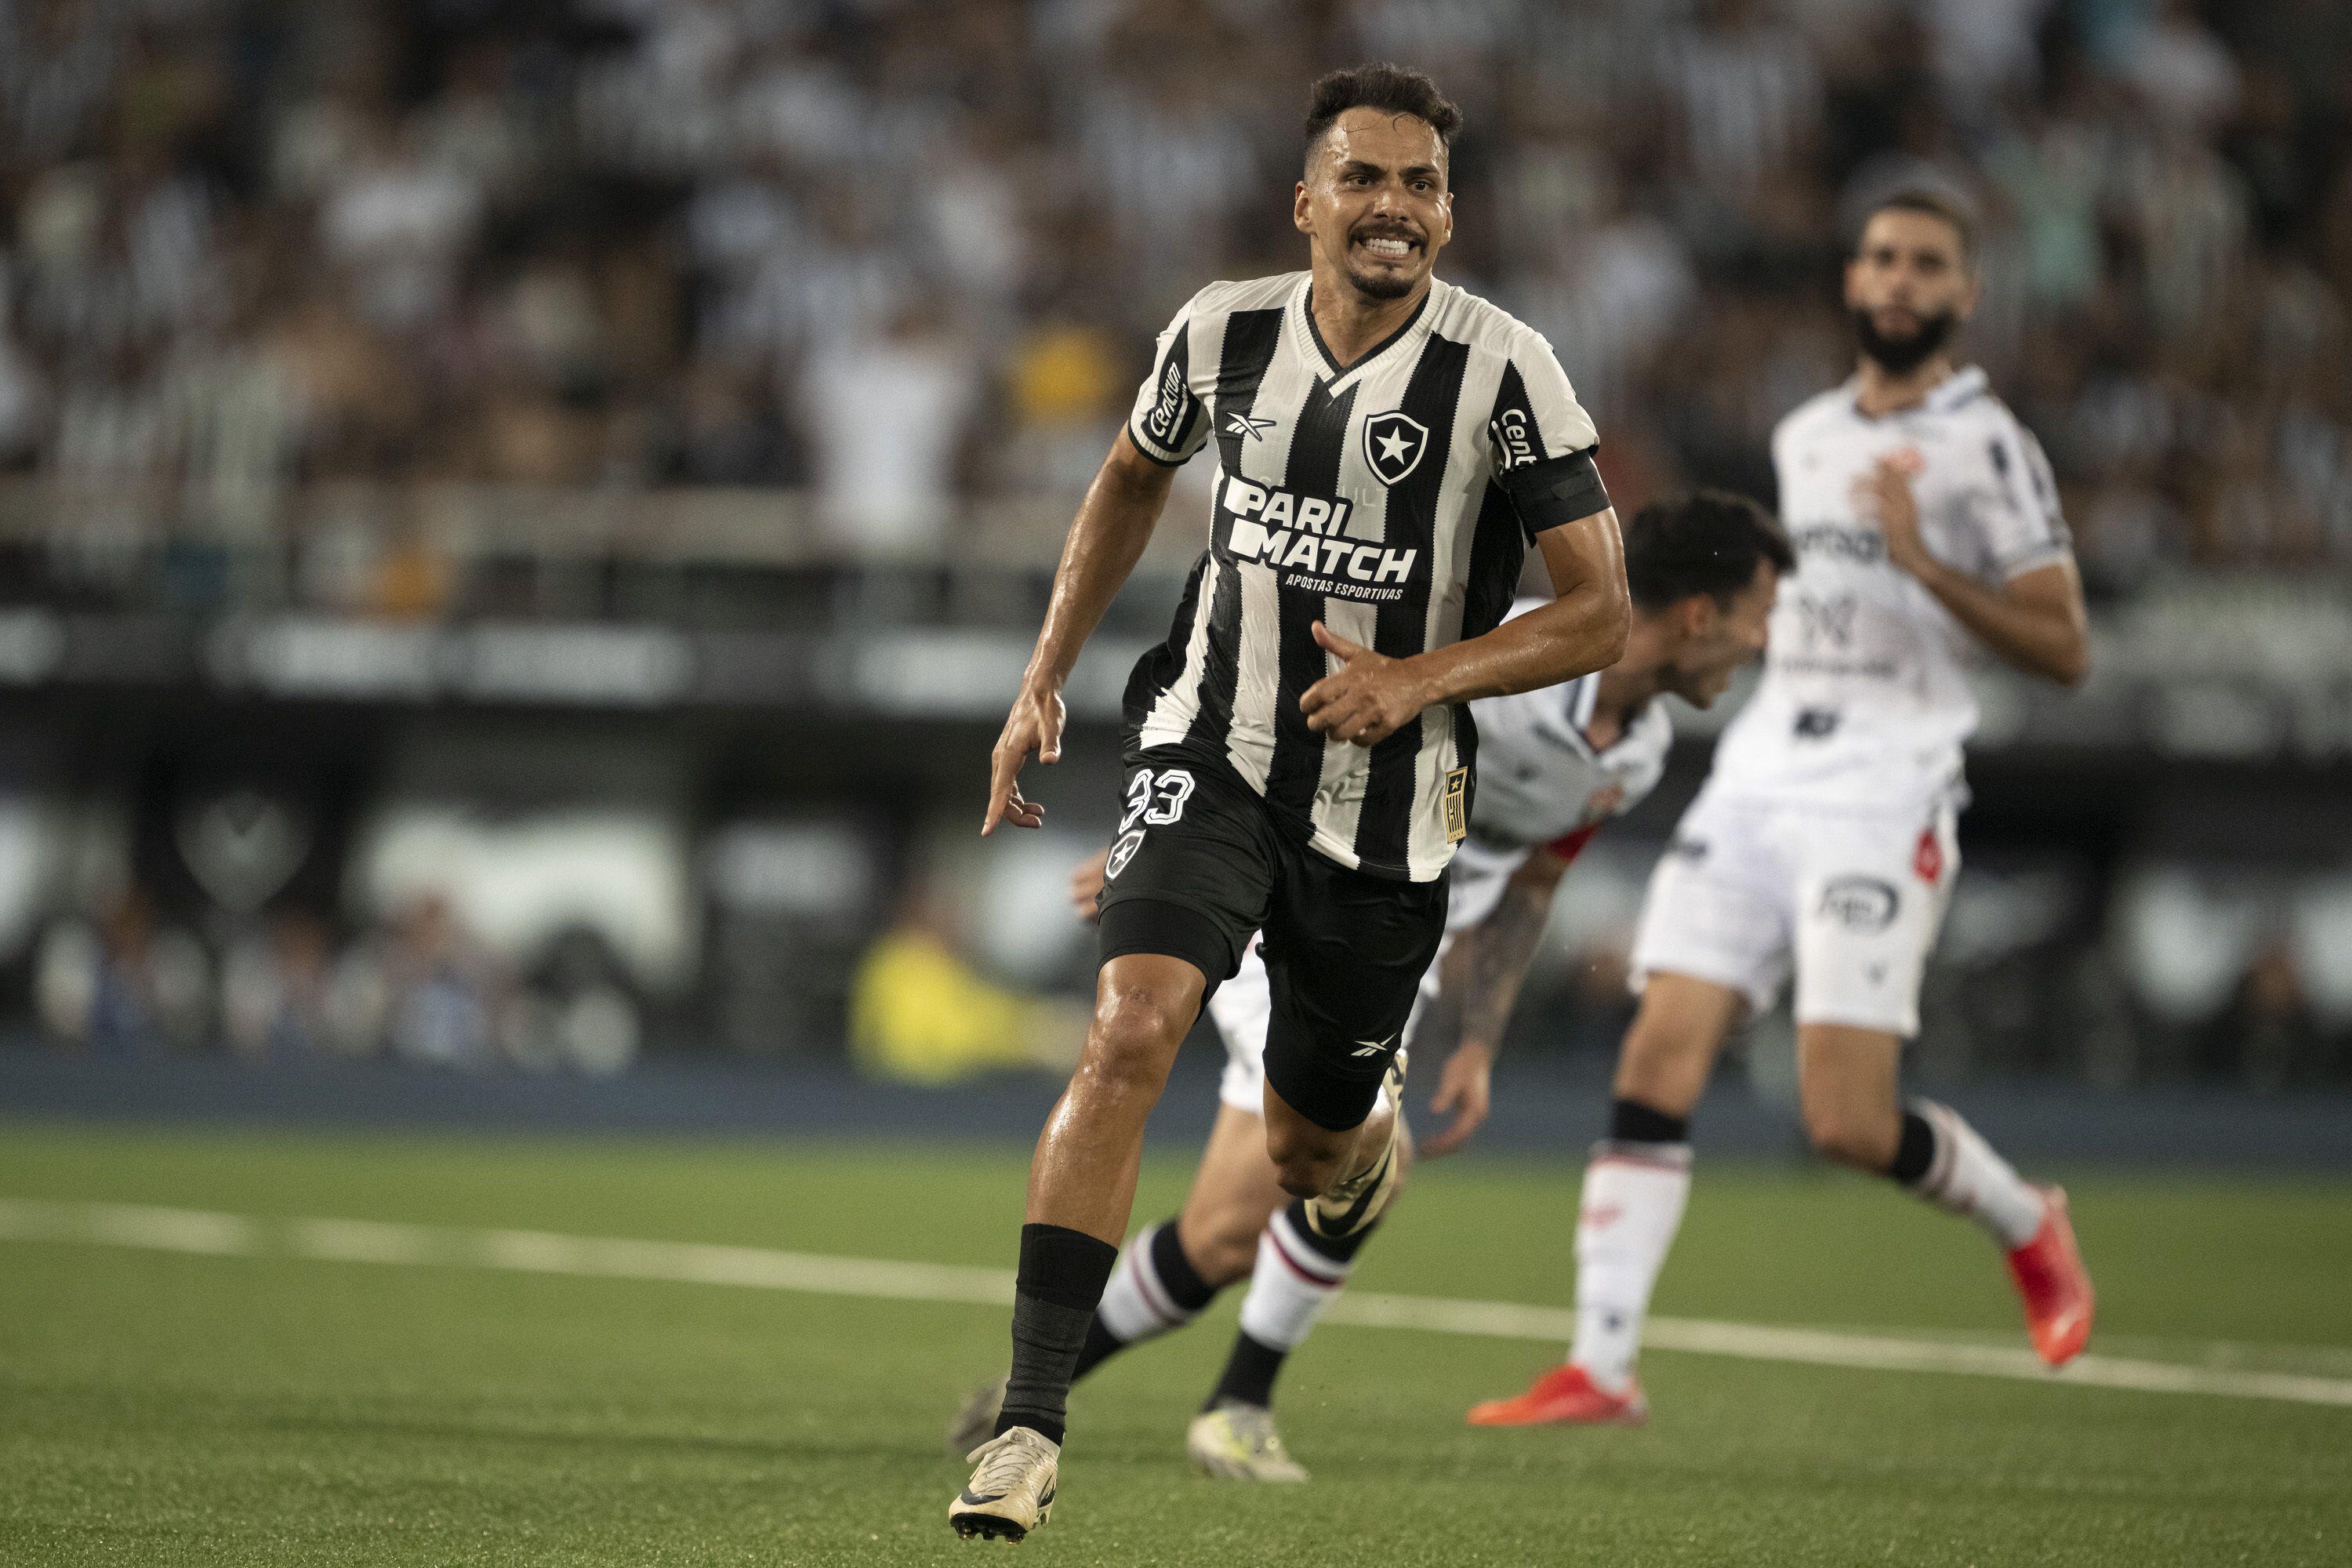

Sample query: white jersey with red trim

[1444,599,1673,927]
[1711,365,2071,808]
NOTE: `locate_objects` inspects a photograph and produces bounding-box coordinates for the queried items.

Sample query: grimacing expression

[1294,108,1454,302]
[1845,208,1977,374]
[1662,561,1779,707]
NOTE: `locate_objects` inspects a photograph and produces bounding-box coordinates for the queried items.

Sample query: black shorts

[1095,747,1448,1132]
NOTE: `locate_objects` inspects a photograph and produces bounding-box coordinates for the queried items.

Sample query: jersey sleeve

[1976,413,2073,579]
[1486,328,1608,537]
[1125,294,1216,466]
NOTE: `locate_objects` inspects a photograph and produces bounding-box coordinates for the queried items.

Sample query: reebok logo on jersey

[1225,412,1275,441]
[1350,1033,1396,1058]
[1219,477,1417,602]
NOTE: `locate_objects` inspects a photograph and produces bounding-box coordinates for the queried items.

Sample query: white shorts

[1628,786,1960,1037]
[1205,840,1523,1112]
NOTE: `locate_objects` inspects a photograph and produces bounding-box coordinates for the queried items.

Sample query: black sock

[1887,1109,1937,1185]
[1281,1195,1377,1265]
[1609,1097,1690,1145]
[1069,1315,1127,1381]
[1206,1330,1288,1412]
[1148,1218,1218,1308]
[994,1223,1118,1446]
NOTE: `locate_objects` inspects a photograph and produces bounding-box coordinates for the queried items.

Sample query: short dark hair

[1860,187,1978,267]
[1624,490,1794,614]
[1303,64,1462,171]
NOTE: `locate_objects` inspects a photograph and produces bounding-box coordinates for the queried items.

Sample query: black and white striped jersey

[1123,271,1608,883]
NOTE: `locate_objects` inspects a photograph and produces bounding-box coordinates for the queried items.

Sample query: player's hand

[1418,1040,1494,1159]
[982,682,1065,836]
[1856,450,1934,578]
[1069,848,1109,923]
[1300,622,1434,747]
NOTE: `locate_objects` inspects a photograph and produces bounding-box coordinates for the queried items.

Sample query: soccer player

[951,64,1633,1541]
[950,494,1792,1480]
[1467,190,2098,1431]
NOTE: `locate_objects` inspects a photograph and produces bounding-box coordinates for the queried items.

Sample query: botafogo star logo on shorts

[1363,410,1428,487]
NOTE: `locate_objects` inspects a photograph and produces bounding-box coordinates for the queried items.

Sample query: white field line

[5,1197,2350,1411]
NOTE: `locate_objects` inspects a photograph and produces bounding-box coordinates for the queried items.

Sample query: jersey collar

[1559,674,1665,763]
[1842,363,1987,421]
[1295,275,1437,394]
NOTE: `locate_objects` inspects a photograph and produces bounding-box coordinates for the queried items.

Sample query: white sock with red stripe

[1904,1100,2046,1250]
[1204,1201,1374,1410]
[1567,1140,1693,1395]
[1093,1219,1214,1348]
[1236,1203,1358,1351]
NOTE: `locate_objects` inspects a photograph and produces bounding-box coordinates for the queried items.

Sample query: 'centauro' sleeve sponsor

[1486,327,1608,538]
[1978,412,2073,579]
[1125,295,1214,466]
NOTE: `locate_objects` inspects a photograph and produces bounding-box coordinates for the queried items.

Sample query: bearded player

[951,64,1632,1540]
[1468,190,2096,1430]
[951,494,1790,1479]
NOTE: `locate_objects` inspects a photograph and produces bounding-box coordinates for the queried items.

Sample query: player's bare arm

[1858,456,2089,686]
[1301,510,1630,746]
[982,432,1179,836]
[1417,844,1573,1158]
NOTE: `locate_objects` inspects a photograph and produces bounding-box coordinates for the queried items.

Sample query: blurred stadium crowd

[0,0,2347,1094]
[0,0,2348,583]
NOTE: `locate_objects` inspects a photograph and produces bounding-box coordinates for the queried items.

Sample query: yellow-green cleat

[1187,1402,1309,1483]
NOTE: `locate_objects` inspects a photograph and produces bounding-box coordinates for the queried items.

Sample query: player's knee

[1802,1102,1896,1171]
[1079,985,1189,1098]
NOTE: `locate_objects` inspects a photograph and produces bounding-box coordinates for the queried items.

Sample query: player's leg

[1466,974,1744,1426]
[1254,850,1447,1235]
[1791,800,2092,1367]
[1083,1103,1290,1377]
[1471,793,1785,1426]
[1795,1023,2090,1363]
[953,758,1270,1541]
[1069,937,1288,1392]
[1185,1115,1414,1482]
[987,949,1201,1425]
[946,1096,1287,1456]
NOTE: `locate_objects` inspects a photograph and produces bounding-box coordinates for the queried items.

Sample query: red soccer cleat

[1466,1364,1648,1428]
[2006,1185,2095,1367]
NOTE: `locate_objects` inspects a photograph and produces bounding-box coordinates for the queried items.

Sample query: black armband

[1501,447,1609,539]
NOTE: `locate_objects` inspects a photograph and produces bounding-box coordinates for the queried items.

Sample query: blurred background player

[950,492,1791,1478]
[951,64,1632,1541]
[1468,190,2098,1430]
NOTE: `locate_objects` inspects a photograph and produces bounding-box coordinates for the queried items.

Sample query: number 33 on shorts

[1108,768,1195,880]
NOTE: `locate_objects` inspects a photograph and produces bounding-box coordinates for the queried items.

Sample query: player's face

[1844,209,1977,373]
[1294,109,1453,303]
[1664,561,1778,707]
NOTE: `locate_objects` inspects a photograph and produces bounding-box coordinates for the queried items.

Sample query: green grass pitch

[3,1122,2348,1566]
